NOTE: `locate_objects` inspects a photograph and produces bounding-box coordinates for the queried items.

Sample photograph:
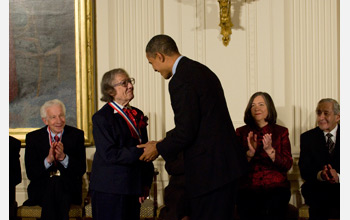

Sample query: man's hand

[139,186,150,203]
[321,164,339,183]
[137,141,159,162]
[46,145,56,164]
[54,141,66,161]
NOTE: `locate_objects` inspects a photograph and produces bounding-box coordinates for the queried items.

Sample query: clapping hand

[246,131,257,157]
[321,164,339,183]
[46,141,66,164]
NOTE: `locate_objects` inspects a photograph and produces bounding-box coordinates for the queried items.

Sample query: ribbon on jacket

[108,101,142,143]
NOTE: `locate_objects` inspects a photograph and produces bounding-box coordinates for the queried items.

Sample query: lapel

[38,126,51,157]
[60,125,71,150]
[335,124,340,149]
[315,127,328,154]
[106,104,132,139]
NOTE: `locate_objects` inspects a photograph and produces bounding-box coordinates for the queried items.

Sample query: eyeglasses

[113,78,135,87]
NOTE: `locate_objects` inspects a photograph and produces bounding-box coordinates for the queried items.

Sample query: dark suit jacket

[9,136,22,203]
[299,125,340,184]
[24,125,86,205]
[156,56,246,198]
[10,136,22,187]
[89,104,154,195]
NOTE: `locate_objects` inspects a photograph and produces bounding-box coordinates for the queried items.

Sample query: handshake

[137,140,161,162]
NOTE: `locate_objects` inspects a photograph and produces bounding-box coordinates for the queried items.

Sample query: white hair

[40,99,66,119]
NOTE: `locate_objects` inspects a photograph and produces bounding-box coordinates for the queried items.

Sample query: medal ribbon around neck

[47,126,63,146]
[108,101,142,143]
[47,126,63,166]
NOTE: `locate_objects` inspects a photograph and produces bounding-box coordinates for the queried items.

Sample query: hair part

[40,99,66,119]
[317,98,340,115]
[100,68,129,102]
[244,91,277,127]
[145,34,180,58]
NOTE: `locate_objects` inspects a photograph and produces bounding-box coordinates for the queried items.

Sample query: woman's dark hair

[100,68,129,102]
[243,91,277,127]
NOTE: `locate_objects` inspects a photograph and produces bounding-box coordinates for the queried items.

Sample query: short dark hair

[317,98,340,115]
[100,68,129,102]
[244,91,277,127]
[146,34,180,58]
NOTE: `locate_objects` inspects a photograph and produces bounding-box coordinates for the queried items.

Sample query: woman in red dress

[236,92,293,220]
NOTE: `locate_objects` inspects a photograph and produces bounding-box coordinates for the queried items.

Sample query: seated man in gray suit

[299,98,340,220]
[23,99,86,220]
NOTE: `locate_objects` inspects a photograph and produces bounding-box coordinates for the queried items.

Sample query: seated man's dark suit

[23,125,86,220]
[298,125,340,219]
[89,104,154,220]
[9,136,22,220]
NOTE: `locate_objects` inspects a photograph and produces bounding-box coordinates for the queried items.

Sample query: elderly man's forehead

[317,102,333,109]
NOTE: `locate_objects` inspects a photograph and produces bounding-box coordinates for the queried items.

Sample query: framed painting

[9,0,96,146]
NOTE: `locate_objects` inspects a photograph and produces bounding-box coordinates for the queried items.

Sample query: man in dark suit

[89,68,154,220]
[138,34,246,220]
[299,98,340,220]
[9,136,22,220]
[23,99,86,220]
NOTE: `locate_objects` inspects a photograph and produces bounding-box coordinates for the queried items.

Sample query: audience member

[9,135,22,220]
[89,68,154,220]
[23,99,86,220]
[298,98,340,220]
[235,91,293,220]
[138,34,246,220]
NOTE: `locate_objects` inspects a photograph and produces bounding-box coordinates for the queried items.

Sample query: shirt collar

[113,102,130,113]
[172,55,183,75]
[47,127,64,139]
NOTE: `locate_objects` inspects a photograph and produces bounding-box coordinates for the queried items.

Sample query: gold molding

[218,0,233,46]
[75,0,96,146]
[9,0,96,146]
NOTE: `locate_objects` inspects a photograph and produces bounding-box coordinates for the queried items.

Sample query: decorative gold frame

[9,0,96,146]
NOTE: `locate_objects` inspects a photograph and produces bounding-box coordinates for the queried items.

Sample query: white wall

[16,0,340,208]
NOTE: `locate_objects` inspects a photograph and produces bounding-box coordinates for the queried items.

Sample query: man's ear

[156,52,165,62]
[42,118,48,125]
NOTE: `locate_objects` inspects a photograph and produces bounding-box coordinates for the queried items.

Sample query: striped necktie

[326,133,335,155]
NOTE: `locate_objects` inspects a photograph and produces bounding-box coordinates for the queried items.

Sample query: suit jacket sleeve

[61,127,86,179]
[139,125,154,188]
[273,128,293,172]
[25,131,51,181]
[10,136,22,186]
[298,129,324,182]
[157,80,200,161]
